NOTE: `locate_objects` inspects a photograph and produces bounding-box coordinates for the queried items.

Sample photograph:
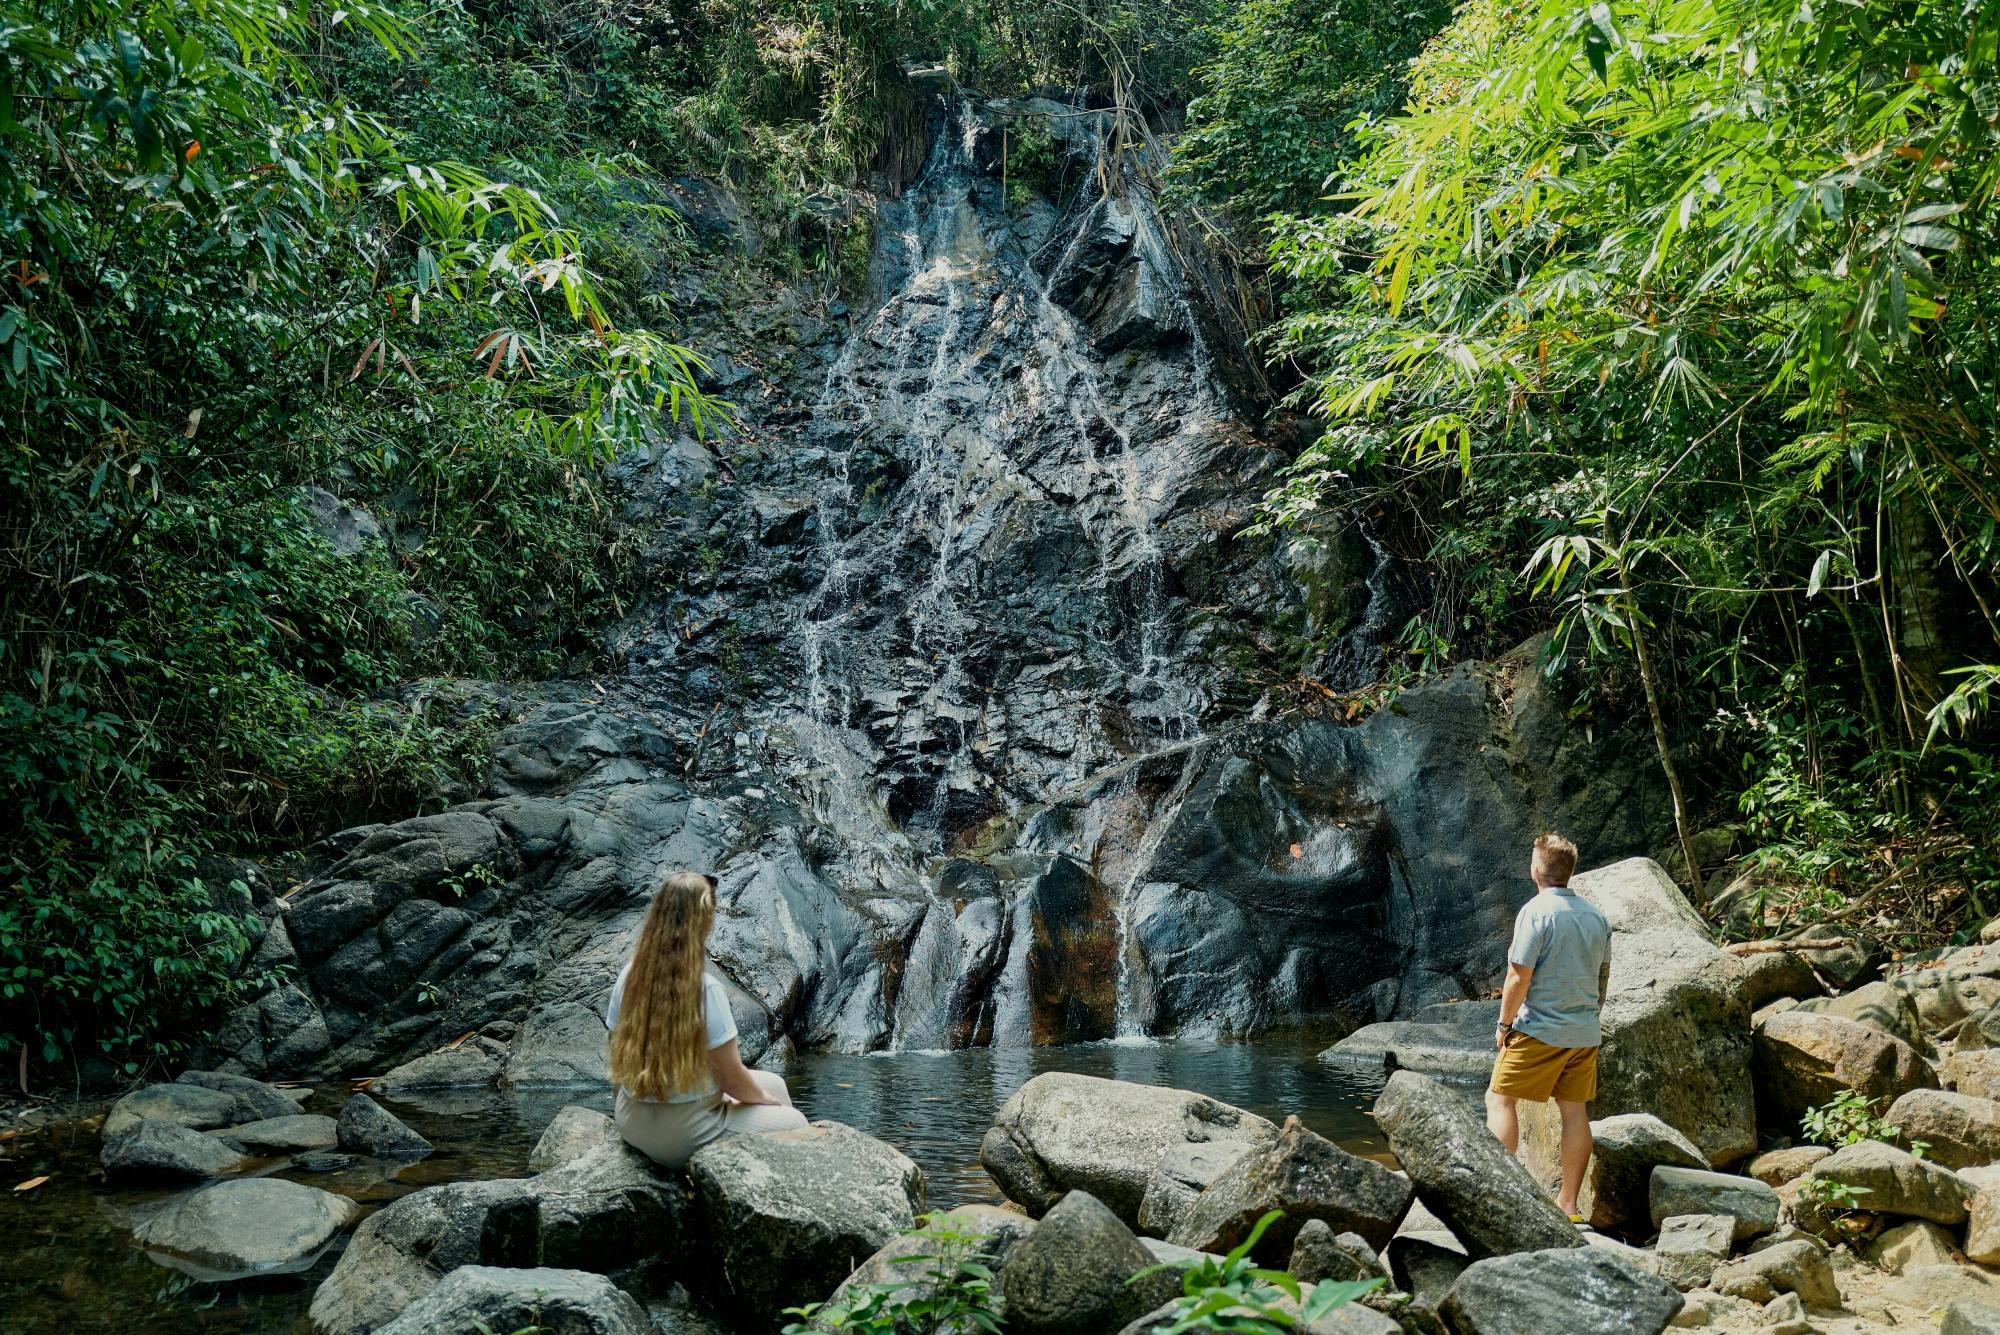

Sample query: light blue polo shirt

[1508,886,1612,1049]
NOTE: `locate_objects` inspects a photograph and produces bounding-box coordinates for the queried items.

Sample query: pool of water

[0,1041,1382,1333]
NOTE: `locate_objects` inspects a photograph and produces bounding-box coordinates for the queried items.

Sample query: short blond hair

[1533,832,1578,883]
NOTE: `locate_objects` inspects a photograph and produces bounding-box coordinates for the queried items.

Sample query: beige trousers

[614,1069,808,1169]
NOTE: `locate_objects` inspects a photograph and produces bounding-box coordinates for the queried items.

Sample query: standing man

[1486,832,1611,1223]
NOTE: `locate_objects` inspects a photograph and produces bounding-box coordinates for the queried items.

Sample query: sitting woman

[606,869,808,1167]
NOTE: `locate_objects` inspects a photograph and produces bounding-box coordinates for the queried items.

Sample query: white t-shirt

[605,965,738,1103]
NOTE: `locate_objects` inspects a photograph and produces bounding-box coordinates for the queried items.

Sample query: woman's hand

[706,1038,782,1106]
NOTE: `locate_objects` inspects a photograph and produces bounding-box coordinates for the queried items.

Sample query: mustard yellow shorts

[1489,1032,1599,1102]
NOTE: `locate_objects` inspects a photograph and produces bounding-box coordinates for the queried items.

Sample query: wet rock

[1320,1008,1497,1080]
[374,1037,509,1092]
[529,1106,619,1171]
[981,1073,1276,1228]
[309,1179,541,1334]
[1752,1010,1936,1133]
[1652,1214,1734,1290]
[1794,981,1925,1048]
[297,1151,359,1173]
[337,1093,433,1158]
[1576,1113,1707,1231]
[501,1002,611,1089]
[375,1265,651,1335]
[1439,1246,1683,1335]
[1371,1070,1581,1258]
[1708,1238,1838,1307]
[133,1178,361,1277]
[101,1119,254,1182]
[1648,1166,1779,1240]
[1867,1218,1960,1274]
[1746,1145,1830,1187]
[1289,1220,1389,1286]
[1948,1300,2000,1335]
[1002,1190,1178,1335]
[688,1121,922,1327]
[1808,1140,1969,1225]
[104,1082,244,1136]
[212,1113,338,1154]
[1168,1115,1412,1258]
[174,1070,307,1121]
[1885,1088,2000,1170]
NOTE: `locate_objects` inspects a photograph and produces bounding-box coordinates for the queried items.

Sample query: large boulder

[1371,1070,1581,1258]
[1647,1166,1779,1240]
[1795,981,1925,1048]
[310,1179,542,1334]
[1944,1050,2000,1102]
[1892,943,2000,1033]
[174,1070,307,1121]
[103,1082,245,1137]
[1167,1116,1411,1259]
[1808,1140,1970,1225]
[530,1142,685,1279]
[101,1119,253,1182]
[530,1105,620,1171]
[1886,1088,2000,1170]
[337,1093,434,1158]
[374,1037,509,1092]
[1753,1010,1936,1134]
[1868,1219,1962,1274]
[832,1204,1034,1308]
[133,1178,361,1278]
[1002,1190,1178,1335]
[501,1001,612,1089]
[1439,1247,1683,1335]
[1574,1113,1706,1231]
[688,1121,922,1328]
[981,1073,1276,1228]
[1516,860,1757,1176]
[375,1265,652,1335]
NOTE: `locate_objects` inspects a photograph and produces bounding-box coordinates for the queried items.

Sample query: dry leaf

[13,1175,49,1192]
[1289,844,1304,859]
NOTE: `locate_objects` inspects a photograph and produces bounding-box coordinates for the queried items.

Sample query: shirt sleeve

[703,974,739,1050]
[1508,905,1548,970]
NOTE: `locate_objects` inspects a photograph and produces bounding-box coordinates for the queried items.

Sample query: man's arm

[1598,959,1611,1009]
[1497,962,1533,1050]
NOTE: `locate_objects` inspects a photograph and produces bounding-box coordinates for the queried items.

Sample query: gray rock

[1118,1294,1401,1335]
[1745,1145,1829,1186]
[133,1178,361,1278]
[1320,1006,1500,1080]
[337,1093,433,1158]
[1944,1049,2000,1101]
[1648,1166,1779,1240]
[1439,1246,1683,1335]
[1386,1235,1470,1314]
[1289,1220,1389,1287]
[212,1114,338,1154]
[1866,1218,1960,1274]
[1892,943,2000,1034]
[300,485,387,557]
[1809,1139,1970,1225]
[1947,1301,2000,1335]
[104,1082,244,1137]
[375,1265,651,1335]
[529,1105,619,1171]
[833,1204,1034,1309]
[688,1121,923,1327]
[1753,1010,1936,1135]
[373,1038,509,1092]
[101,1119,253,1181]
[1885,1263,2000,1312]
[1137,1138,1257,1238]
[1886,1087,2000,1170]
[981,1072,1276,1228]
[1371,1070,1582,1259]
[502,1002,611,1089]
[1652,1214,1734,1290]
[1795,981,1925,1048]
[1708,1238,1838,1308]
[1576,1113,1707,1231]
[296,1151,359,1173]
[1002,1190,1179,1335]
[1759,1291,1811,1335]
[174,1070,307,1121]
[1168,1115,1412,1258]
[527,1142,683,1278]
[309,1179,541,1334]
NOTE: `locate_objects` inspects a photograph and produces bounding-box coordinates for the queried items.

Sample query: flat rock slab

[1168,1115,1412,1259]
[102,1119,253,1182]
[104,1083,244,1137]
[1648,1166,1778,1239]
[375,1265,651,1335]
[1371,1069,1581,1259]
[134,1177,361,1279]
[213,1114,338,1154]
[1440,1246,1683,1335]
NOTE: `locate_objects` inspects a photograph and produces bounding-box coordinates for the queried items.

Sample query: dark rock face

[1167,1115,1412,1258]
[337,1093,433,1159]
[374,1265,653,1335]
[1440,1247,1683,1335]
[1370,1070,1582,1259]
[1289,1221,1390,1286]
[1000,1190,1177,1335]
[101,1120,254,1182]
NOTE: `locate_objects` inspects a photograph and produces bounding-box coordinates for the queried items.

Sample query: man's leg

[1555,1098,1591,1216]
[1484,1090,1519,1153]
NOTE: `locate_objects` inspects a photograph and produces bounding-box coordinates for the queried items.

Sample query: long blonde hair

[607,870,717,1101]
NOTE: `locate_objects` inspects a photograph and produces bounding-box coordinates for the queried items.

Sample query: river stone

[833,1204,1034,1308]
[528,1141,683,1277]
[1948,1301,2000,1335]
[1576,1113,1707,1231]
[1648,1166,1779,1240]
[529,1105,619,1171]
[1809,1139,1969,1224]
[688,1120,922,1327]
[1289,1220,1389,1286]
[101,1118,254,1181]
[175,1070,306,1121]
[1708,1238,1839,1308]
[104,1082,244,1137]
[309,1178,541,1334]
[1168,1115,1412,1258]
[1372,1070,1580,1259]
[1752,1010,1937,1134]
[1746,1145,1830,1186]
[212,1113,338,1154]
[501,1002,611,1089]
[337,1092,433,1158]
[1795,981,1925,1048]
[981,1072,1276,1227]
[1439,1246,1683,1335]
[1652,1214,1734,1290]
[1868,1218,1960,1274]
[375,1265,651,1335]
[1944,1050,2000,1102]
[1886,1088,2000,1170]
[134,1177,361,1277]
[1319,1004,1500,1081]
[1002,1190,1178,1335]
[374,1037,509,1092]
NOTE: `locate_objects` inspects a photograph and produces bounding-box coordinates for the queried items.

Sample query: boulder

[1386,1234,1469,1315]
[1439,1247,1683,1335]
[1794,981,1925,1048]
[1965,1183,2000,1265]
[133,1178,361,1278]
[1137,1139,1263,1238]
[1651,1214,1734,1290]
[1752,1010,1936,1135]
[1892,943,2000,1033]
[1517,860,1757,1175]
[833,1204,1033,1307]
[1727,950,1823,1012]
[174,1070,306,1121]
[981,1073,1276,1227]
[1944,1050,2000,1102]
[104,1082,244,1137]
[374,1038,509,1092]
[1809,1139,1969,1225]
[212,1114,338,1154]
[1867,1219,1960,1274]
[1319,1004,1500,1081]
[375,1265,651,1335]
[309,1179,541,1334]
[502,1002,612,1089]
[337,1093,433,1158]
[1708,1238,1838,1307]
[1167,1116,1412,1258]
[689,1121,922,1327]
[1370,1070,1581,1258]
[530,1105,620,1171]
[529,1142,684,1278]
[1786,927,1884,992]
[1948,1301,2000,1335]
[101,1119,253,1182]
[1575,1114,1706,1231]
[1289,1221,1389,1287]
[1760,1291,1811,1335]
[1886,1088,2000,1170]
[1002,1190,1179,1335]
[1746,1145,1830,1187]
[1647,1166,1779,1240]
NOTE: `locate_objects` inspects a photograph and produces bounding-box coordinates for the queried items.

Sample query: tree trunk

[1615,557,1706,905]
